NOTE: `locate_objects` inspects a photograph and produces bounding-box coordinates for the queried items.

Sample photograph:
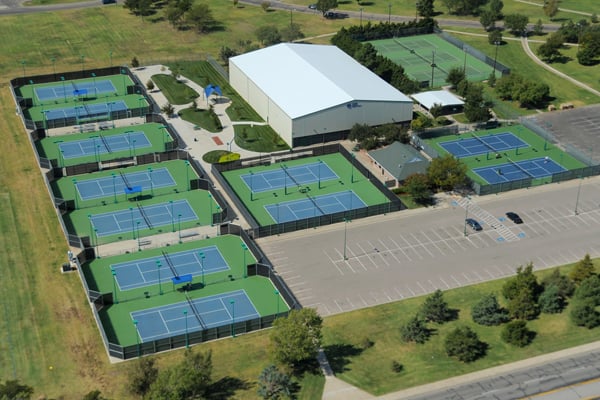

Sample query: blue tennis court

[43,100,128,121]
[89,199,198,237]
[265,190,366,223]
[75,168,176,201]
[35,80,117,102]
[110,246,229,291]
[241,161,338,193]
[59,131,149,159]
[131,290,260,342]
[440,132,528,158]
[473,157,566,184]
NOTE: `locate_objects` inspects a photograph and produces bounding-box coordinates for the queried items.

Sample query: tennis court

[75,168,176,201]
[473,157,566,184]
[43,101,128,121]
[440,132,528,158]
[264,190,366,223]
[89,199,198,236]
[59,131,149,159]
[131,290,260,342]
[241,161,338,193]
[35,80,117,102]
[111,246,229,291]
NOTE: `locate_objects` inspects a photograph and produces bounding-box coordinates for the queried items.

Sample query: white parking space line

[483,268,495,279]
[405,285,416,296]
[347,247,368,271]
[439,277,450,289]
[431,230,457,253]
[333,300,344,313]
[379,238,405,263]
[462,272,473,283]
[472,270,485,282]
[356,243,379,269]
[421,230,446,255]
[393,287,405,299]
[416,281,428,294]
[367,241,390,267]
[411,232,436,257]
[397,235,424,259]
[450,274,462,286]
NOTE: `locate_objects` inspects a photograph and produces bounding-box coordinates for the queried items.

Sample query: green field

[369,34,497,87]
[425,125,587,185]
[50,160,195,208]
[222,153,389,226]
[63,188,218,244]
[36,122,173,166]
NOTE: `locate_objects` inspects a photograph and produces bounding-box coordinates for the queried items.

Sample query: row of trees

[400,254,599,363]
[348,123,410,150]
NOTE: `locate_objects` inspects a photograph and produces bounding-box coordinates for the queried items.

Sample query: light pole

[343,217,349,260]
[241,243,248,278]
[249,170,254,201]
[136,221,141,251]
[388,3,391,23]
[88,214,94,249]
[160,125,168,151]
[72,179,79,209]
[185,160,190,191]
[575,174,583,215]
[54,140,64,168]
[216,205,221,234]
[121,69,127,95]
[138,97,145,117]
[318,159,322,189]
[111,268,118,303]
[282,164,287,195]
[350,153,355,183]
[129,207,135,239]
[184,310,189,348]
[275,290,280,317]
[109,51,113,67]
[132,139,137,158]
[430,50,436,88]
[148,167,154,197]
[199,251,205,287]
[178,213,182,243]
[80,55,85,75]
[20,60,26,79]
[156,260,163,295]
[29,80,35,106]
[230,300,236,338]
[133,319,140,357]
[493,41,500,77]
[91,135,99,163]
[60,76,67,102]
[463,203,469,236]
[112,173,118,203]
[170,200,175,232]
[209,193,213,226]
[94,228,99,258]
[91,73,97,97]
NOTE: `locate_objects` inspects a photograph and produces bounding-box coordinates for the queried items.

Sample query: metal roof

[368,141,429,181]
[229,43,412,119]
[411,90,464,109]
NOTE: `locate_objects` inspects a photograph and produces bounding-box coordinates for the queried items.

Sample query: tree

[219,46,238,63]
[533,19,544,36]
[577,29,600,65]
[488,29,502,45]
[504,14,529,36]
[131,56,140,68]
[471,293,509,326]
[501,320,534,347]
[83,390,108,400]
[539,284,566,314]
[256,25,281,46]
[0,380,34,400]
[429,103,443,118]
[507,287,540,320]
[161,102,175,116]
[261,1,270,11]
[570,298,600,328]
[148,349,212,400]
[270,308,323,367]
[441,0,490,16]
[543,0,559,20]
[456,79,470,97]
[489,0,503,17]
[573,275,600,303]
[128,357,159,397]
[280,23,304,42]
[403,173,433,205]
[570,254,595,284]
[348,123,373,144]
[444,326,487,362]
[426,154,467,191]
[420,289,454,323]
[537,32,564,62]
[146,79,155,91]
[416,0,435,18]
[446,66,466,88]
[541,269,575,299]
[186,3,217,33]
[502,263,543,302]
[316,0,338,16]
[480,10,496,31]
[400,314,431,344]
[376,123,408,145]
[257,365,292,400]
[464,83,491,122]
[410,114,433,131]
[165,2,185,28]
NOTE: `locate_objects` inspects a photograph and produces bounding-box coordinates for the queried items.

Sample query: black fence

[212,143,406,238]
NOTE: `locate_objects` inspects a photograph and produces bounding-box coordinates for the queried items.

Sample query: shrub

[360,336,374,349]
[539,284,566,314]
[501,320,534,347]
[570,298,600,328]
[131,56,140,68]
[391,361,404,373]
[146,79,155,91]
[471,293,509,326]
[444,326,487,363]
[420,290,454,324]
[400,315,431,344]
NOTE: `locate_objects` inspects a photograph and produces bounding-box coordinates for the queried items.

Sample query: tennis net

[161,250,178,277]
[137,203,154,229]
[507,158,534,178]
[99,133,112,153]
[306,194,326,216]
[119,171,132,189]
[185,293,206,329]
[472,134,497,154]
[394,38,432,65]
[282,166,301,187]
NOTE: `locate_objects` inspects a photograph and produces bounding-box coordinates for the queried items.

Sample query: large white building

[229,43,413,148]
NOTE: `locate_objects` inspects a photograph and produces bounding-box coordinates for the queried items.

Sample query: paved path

[514,0,593,16]
[521,37,600,98]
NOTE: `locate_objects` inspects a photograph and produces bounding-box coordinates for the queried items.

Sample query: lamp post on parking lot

[463,203,469,236]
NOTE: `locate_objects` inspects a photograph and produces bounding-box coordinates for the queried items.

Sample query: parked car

[466,218,483,231]
[506,212,523,224]
[308,3,317,9]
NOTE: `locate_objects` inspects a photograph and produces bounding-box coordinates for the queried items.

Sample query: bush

[569,254,596,285]
[573,275,600,302]
[539,284,566,314]
[541,269,575,298]
[501,320,534,347]
[570,298,600,328]
[146,79,155,91]
[444,326,487,363]
[471,293,509,326]
[131,56,140,68]
[420,290,454,324]
[360,336,374,349]
[261,1,270,11]
[391,361,404,373]
[400,315,431,344]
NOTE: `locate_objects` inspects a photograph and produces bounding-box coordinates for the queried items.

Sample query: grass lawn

[178,107,223,133]
[150,74,199,105]
[322,261,600,396]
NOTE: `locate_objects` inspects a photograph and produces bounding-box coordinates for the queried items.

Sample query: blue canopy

[172,274,192,285]
[204,84,222,98]
[73,88,88,96]
[124,185,142,194]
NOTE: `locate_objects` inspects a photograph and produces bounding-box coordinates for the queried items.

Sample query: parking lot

[258,177,600,316]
